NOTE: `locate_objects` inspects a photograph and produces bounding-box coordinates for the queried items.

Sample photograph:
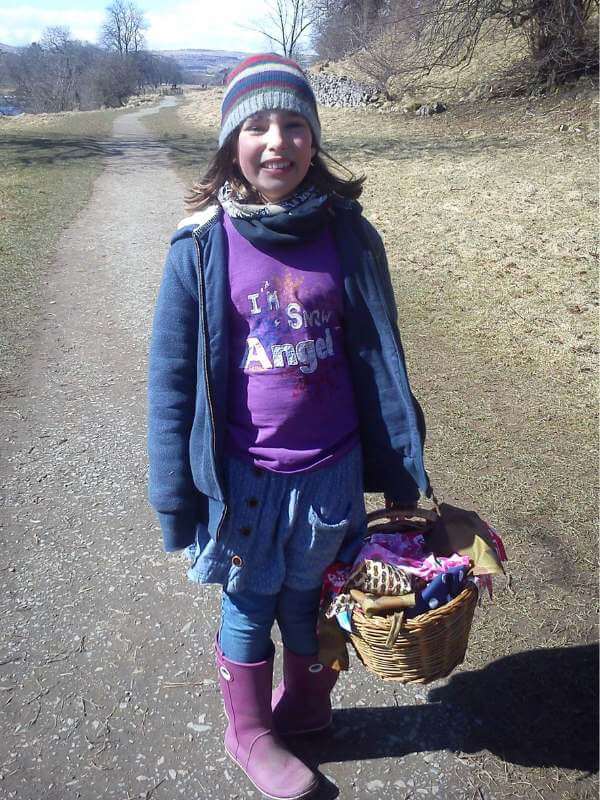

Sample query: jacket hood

[171,205,220,245]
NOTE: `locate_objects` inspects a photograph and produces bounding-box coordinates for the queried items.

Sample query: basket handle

[366,507,439,534]
[384,611,405,648]
[366,507,439,524]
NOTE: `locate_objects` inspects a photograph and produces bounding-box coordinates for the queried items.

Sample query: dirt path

[0,100,596,800]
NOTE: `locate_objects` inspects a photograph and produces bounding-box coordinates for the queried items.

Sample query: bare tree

[40,26,72,53]
[135,51,183,89]
[100,0,148,55]
[90,51,140,105]
[256,0,317,58]
[5,26,163,112]
[311,0,385,58]
[7,29,83,112]
[311,0,598,90]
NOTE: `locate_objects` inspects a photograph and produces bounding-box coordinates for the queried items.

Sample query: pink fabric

[475,573,494,600]
[487,525,508,562]
[321,523,507,607]
[321,561,352,606]
[353,533,472,582]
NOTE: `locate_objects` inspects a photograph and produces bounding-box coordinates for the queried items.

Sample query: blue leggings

[219,585,322,663]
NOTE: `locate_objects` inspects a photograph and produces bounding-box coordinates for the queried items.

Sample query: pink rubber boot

[272,648,339,736]
[215,639,318,800]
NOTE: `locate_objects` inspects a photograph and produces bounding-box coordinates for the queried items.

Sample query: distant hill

[154,48,248,84]
[0,43,21,54]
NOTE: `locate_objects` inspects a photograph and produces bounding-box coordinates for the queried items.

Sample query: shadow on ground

[291,643,598,798]
[0,134,213,167]
[2,129,523,170]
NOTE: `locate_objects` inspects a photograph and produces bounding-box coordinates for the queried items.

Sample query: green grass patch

[0,109,126,384]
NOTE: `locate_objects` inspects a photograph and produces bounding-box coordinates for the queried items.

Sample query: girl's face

[236,110,316,203]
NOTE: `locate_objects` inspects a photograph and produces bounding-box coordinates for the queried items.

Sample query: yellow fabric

[427,502,505,576]
[317,612,349,671]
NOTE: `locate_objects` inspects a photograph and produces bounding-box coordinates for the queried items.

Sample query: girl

[148,53,432,800]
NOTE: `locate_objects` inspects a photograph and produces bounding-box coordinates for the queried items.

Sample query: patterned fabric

[218,182,326,221]
[218,182,332,246]
[346,559,414,596]
[356,534,472,582]
[325,592,354,619]
[219,53,321,147]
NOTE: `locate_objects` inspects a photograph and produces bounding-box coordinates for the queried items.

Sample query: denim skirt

[186,444,367,595]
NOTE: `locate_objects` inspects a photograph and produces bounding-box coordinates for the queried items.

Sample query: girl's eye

[243,119,266,132]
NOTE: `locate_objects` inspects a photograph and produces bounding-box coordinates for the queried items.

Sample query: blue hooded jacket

[148,197,431,552]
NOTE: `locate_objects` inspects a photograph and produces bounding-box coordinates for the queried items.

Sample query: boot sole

[224,745,319,800]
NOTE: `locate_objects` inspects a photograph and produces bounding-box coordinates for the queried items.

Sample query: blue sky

[0,1,280,52]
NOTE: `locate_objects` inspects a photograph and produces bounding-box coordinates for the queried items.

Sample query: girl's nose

[265,124,286,150]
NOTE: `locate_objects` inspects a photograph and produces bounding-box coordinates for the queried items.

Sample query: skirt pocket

[303,504,351,574]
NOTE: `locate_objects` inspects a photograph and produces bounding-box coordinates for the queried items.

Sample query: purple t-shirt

[224,213,359,473]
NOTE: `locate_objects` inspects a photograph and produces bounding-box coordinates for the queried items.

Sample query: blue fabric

[406,565,469,619]
[187,444,366,594]
[148,199,431,553]
[219,585,322,662]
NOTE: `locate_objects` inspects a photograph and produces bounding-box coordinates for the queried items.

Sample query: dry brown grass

[0,91,161,132]
[176,87,598,374]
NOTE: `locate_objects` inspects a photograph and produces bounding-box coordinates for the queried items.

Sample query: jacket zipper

[193,231,227,539]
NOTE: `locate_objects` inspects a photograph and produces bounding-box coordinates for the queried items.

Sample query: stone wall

[308,72,381,108]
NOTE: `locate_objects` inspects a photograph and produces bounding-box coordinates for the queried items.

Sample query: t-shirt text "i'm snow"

[224,213,359,473]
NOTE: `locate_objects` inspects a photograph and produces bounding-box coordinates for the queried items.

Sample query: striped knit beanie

[219,53,321,148]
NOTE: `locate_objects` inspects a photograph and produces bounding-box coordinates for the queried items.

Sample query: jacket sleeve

[147,243,201,552]
[361,218,431,501]
[361,219,400,325]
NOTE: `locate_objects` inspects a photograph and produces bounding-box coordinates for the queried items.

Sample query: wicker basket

[348,507,479,684]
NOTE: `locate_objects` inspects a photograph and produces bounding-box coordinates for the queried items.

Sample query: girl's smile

[237,110,316,203]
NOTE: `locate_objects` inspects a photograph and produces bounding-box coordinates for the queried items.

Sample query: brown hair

[184,127,365,213]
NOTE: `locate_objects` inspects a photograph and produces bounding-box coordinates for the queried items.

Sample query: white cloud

[0,0,293,52]
[0,6,103,46]
[145,1,274,52]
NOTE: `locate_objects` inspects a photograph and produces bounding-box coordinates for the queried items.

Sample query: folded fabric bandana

[323,559,417,620]
[357,535,472,583]
[347,558,415,596]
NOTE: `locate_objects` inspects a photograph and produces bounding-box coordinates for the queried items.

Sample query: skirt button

[231,555,243,567]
